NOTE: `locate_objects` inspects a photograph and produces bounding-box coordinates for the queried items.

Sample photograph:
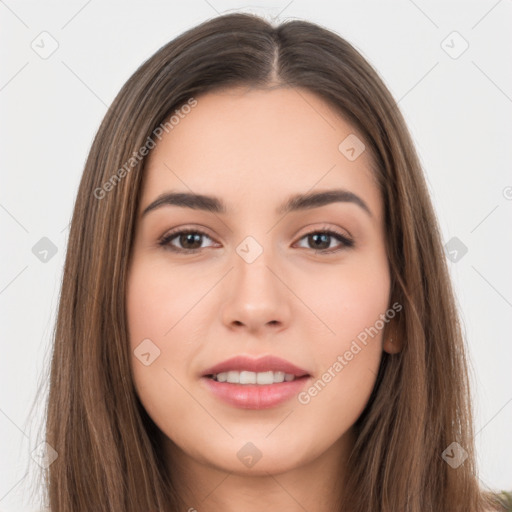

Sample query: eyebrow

[141,188,372,218]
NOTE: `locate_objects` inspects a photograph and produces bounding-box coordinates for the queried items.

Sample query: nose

[220,246,292,335]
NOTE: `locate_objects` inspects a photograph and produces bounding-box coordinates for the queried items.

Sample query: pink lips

[200,355,311,409]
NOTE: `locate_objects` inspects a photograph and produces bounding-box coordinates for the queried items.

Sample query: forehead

[141,86,381,220]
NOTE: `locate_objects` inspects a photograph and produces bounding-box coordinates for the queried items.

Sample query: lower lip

[201,376,310,409]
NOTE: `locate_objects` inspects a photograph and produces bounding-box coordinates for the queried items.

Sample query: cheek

[125,260,197,417]
[309,255,391,350]
[126,258,201,346]
[295,286,387,441]
[297,253,390,412]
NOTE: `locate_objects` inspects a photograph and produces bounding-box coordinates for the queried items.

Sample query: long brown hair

[40,12,504,511]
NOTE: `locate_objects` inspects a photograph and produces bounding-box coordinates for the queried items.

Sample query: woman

[41,12,510,512]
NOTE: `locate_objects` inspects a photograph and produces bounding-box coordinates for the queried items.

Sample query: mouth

[201,354,311,381]
[200,355,311,409]
[205,370,309,385]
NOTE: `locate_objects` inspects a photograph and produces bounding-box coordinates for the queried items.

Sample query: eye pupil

[181,233,202,249]
[310,233,329,250]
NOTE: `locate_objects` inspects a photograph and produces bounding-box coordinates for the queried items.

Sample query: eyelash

[158,226,354,254]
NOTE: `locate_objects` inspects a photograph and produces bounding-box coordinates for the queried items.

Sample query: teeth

[211,370,297,384]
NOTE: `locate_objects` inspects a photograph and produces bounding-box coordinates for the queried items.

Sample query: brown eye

[295,229,354,253]
[159,229,215,253]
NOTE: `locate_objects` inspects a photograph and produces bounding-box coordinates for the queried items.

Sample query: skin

[126,86,400,512]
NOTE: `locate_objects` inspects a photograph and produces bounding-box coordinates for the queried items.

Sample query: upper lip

[201,355,310,377]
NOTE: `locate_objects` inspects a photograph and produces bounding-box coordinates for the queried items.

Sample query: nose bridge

[221,231,291,330]
[234,232,280,297]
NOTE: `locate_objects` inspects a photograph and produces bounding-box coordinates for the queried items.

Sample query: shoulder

[483,490,512,512]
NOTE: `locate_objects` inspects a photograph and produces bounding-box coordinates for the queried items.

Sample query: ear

[383,323,402,354]
[383,337,401,354]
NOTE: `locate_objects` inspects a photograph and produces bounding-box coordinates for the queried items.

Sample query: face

[126,86,396,479]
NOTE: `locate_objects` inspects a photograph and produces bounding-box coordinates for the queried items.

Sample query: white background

[1,1,511,510]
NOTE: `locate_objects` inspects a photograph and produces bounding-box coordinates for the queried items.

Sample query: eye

[294,228,354,253]
[158,228,217,253]
[158,226,354,254]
